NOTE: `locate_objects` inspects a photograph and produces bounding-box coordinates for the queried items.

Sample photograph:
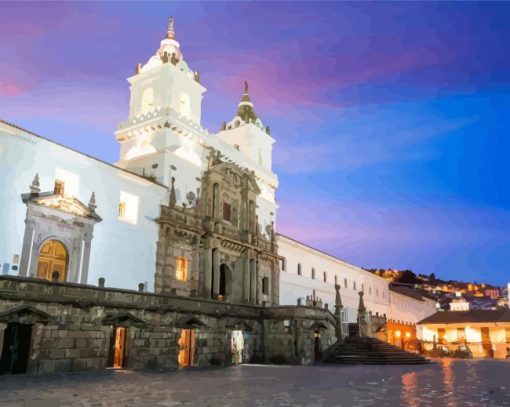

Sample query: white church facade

[0,18,434,326]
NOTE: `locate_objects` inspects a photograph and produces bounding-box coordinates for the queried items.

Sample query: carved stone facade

[18,175,101,284]
[155,151,279,306]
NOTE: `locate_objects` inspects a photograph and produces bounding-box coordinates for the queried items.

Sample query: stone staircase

[323,327,430,365]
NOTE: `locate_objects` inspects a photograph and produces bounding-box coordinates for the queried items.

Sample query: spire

[241,81,252,103]
[88,192,97,212]
[167,16,176,40]
[237,80,258,123]
[29,173,41,195]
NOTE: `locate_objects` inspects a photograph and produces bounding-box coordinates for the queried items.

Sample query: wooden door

[438,328,446,344]
[113,327,126,368]
[481,327,493,358]
[37,240,68,282]
[178,329,195,367]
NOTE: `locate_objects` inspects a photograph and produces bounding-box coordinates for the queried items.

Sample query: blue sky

[1,1,510,285]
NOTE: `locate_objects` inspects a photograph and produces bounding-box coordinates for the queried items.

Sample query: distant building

[417,309,510,359]
[450,292,470,311]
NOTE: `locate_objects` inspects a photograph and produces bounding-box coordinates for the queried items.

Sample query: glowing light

[395,330,401,338]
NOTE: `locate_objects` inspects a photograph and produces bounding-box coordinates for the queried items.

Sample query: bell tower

[115,17,207,186]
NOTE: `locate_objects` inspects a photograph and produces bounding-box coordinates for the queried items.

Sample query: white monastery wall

[277,234,390,322]
[0,121,167,291]
[388,290,437,325]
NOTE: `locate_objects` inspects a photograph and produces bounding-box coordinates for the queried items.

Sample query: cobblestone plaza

[1,360,509,407]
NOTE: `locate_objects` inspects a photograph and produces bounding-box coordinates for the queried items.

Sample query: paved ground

[1,360,509,407]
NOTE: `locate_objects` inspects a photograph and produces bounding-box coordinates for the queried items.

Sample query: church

[0,18,435,374]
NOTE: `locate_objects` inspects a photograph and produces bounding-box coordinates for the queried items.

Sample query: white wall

[277,234,390,322]
[0,121,167,291]
[388,290,437,325]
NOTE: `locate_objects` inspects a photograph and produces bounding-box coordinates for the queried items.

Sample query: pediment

[102,312,146,328]
[0,305,54,324]
[175,315,207,329]
[22,192,102,221]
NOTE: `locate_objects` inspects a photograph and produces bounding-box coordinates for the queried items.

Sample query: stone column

[212,248,220,299]
[243,256,250,302]
[19,224,35,277]
[80,237,93,284]
[249,260,256,303]
[67,237,82,283]
[204,247,212,298]
[255,261,260,305]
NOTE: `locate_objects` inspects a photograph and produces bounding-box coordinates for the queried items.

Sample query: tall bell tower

[115,17,207,189]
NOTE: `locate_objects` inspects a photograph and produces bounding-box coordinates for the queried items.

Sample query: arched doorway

[0,323,33,374]
[178,329,196,368]
[231,330,245,364]
[314,330,322,361]
[218,264,230,301]
[36,240,68,282]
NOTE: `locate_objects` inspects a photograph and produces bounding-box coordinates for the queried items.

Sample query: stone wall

[0,275,335,374]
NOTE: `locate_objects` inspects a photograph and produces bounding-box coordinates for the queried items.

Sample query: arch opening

[36,240,68,282]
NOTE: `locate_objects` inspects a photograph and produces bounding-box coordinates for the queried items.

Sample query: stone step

[323,336,430,366]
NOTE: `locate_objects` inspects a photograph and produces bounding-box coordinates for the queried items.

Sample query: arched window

[176,257,188,281]
[311,268,316,280]
[344,278,348,288]
[262,277,269,295]
[297,263,302,276]
[323,272,327,283]
[140,88,154,114]
[37,240,68,282]
[353,281,357,291]
[179,92,191,119]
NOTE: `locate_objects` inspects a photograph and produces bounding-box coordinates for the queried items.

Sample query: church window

[262,277,269,295]
[353,281,357,291]
[281,257,286,272]
[223,202,231,222]
[55,168,79,196]
[311,268,316,280]
[297,263,302,276]
[179,92,191,119]
[176,257,188,281]
[118,202,126,218]
[369,286,372,295]
[53,179,65,196]
[323,272,327,283]
[118,191,139,224]
[140,88,154,114]
[334,275,338,285]
[344,278,348,288]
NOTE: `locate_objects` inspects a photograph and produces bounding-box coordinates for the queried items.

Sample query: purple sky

[2,2,510,285]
